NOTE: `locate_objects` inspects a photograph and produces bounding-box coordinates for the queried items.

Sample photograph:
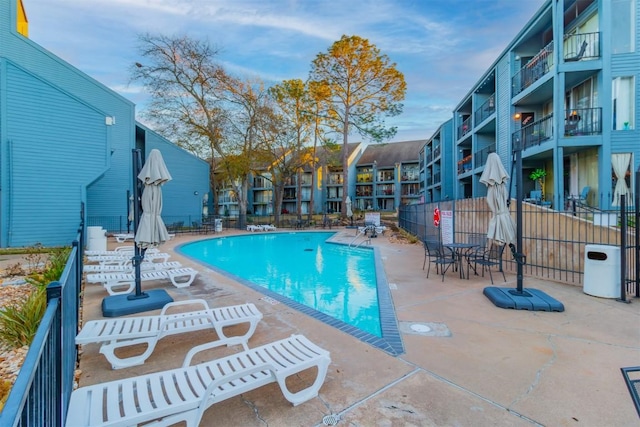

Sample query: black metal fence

[0,228,84,427]
[400,195,638,298]
[88,213,352,234]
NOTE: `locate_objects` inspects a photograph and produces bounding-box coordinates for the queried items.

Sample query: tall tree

[131,34,270,228]
[268,79,315,219]
[309,35,406,216]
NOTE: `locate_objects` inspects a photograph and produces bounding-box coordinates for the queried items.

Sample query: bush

[0,380,12,412]
[0,287,47,348]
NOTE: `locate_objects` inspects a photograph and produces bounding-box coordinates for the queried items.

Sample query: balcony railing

[474,94,495,126]
[512,114,554,150]
[513,41,554,95]
[474,144,496,169]
[457,155,472,175]
[457,116,472,140]
[564,107,602,136]
[563,32,600,62]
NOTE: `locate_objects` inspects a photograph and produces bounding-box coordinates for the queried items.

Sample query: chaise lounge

[66,334,331,426]
[75,299,263,369]
[86,266,199,295]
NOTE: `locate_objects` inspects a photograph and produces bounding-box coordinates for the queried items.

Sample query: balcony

[512,114,553,150]
[564,107,602,136]
[474,94,495,126]
[512,41,554,95]
[474,144,496,169]
[457,116,472,140]
[563,32,600,62]
[457,155,472,175]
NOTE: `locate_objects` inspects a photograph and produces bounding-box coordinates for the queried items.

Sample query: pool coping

[176,231,405,357]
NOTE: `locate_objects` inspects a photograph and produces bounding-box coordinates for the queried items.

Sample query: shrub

[0,380,12,412]
[0,287,47,348]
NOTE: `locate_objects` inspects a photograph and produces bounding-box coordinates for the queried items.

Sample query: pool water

[179,232,382,336]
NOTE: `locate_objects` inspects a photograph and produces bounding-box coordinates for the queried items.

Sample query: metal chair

[473,242,507,284]
[466,233,487,277]
[423,239,456,281]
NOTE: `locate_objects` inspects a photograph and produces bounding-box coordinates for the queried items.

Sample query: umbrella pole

[129,148,148,300]
[514,142,525,294]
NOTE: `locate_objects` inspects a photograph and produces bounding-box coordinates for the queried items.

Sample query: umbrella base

[483,287,564,312]
[101,289,174,317]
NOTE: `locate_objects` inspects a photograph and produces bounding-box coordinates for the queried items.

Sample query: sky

[25,0,547,143]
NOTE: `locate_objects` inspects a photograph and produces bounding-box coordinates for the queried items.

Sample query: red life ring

[433,207,441,227]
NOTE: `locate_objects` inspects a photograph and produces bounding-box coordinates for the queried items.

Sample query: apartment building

[216,141,424,217]
[446,0,638,210]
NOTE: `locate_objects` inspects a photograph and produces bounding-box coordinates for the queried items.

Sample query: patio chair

[85,251,171,267]
[113,233,134,243]
[465,233,487,277]
[66,334,330,426]
[75,299,263,369]
[86,265,199,295]
[565,40,587,62]
[472,242,507,284]
[423,239,456,281]
[83,260,183,274]
[525,190,552,207]
[569,186,590,206]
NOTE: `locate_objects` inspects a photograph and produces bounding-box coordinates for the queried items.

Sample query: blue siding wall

[0,0,137,246]
[4,62,109,246]
[141,125,210,220]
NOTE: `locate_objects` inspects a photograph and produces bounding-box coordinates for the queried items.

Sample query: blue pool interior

[178,232,404,356]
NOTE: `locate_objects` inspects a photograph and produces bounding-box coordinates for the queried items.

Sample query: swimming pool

[178,232,404,355]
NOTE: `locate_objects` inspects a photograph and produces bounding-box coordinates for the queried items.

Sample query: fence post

[619,195,627,302]
[46,281,63,427]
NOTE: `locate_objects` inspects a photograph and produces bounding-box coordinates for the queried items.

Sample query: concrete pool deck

[78,228,640,426]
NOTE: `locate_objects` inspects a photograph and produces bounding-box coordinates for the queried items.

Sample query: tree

[268,79,317,220]
[131,34,271,228]
[309,35,406,216]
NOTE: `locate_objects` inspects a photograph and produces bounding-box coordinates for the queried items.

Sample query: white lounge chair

[262,224,277,231]
[86,266,198,295]
[83,260,183,274]
[113,233,134,243]
[247,224,264,232]
[84,246,159,256]
[66,334,330,426]
[75,299,263,369]
[85,251,171,267]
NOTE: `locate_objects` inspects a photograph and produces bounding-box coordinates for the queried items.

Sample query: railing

[457,155,472,175]
[457,117,472,140]
[399,196,638,290]
[512,114,554,150]
[474,145,496,169]
[564,107,602,136]
[474,94,495,126]
[0,229,83,427]
[563,32,600,62]
[513,41,554,95]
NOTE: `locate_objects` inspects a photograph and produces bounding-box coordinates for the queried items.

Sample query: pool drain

[322,414,339,425]
[304,248,314,251]
[410,323,432,333]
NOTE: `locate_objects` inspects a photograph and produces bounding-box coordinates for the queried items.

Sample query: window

[612,76,635,130]
[612,0,635,54]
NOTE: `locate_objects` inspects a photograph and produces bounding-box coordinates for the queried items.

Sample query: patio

[76,228,640,426]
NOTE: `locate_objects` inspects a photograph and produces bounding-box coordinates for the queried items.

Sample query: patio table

[443,243,478,279]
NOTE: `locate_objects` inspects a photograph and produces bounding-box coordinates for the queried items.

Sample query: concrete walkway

[78,228,640,426]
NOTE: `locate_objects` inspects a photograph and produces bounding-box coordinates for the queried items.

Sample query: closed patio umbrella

[480,153,516,245]
[135,149,172,249]
[102,149,174,317]
[345,196,353,226]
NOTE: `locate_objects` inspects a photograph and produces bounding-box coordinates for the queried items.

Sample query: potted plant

[529,168,546,194]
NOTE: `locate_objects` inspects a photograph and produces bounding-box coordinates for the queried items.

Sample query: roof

[357,140,425,168]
